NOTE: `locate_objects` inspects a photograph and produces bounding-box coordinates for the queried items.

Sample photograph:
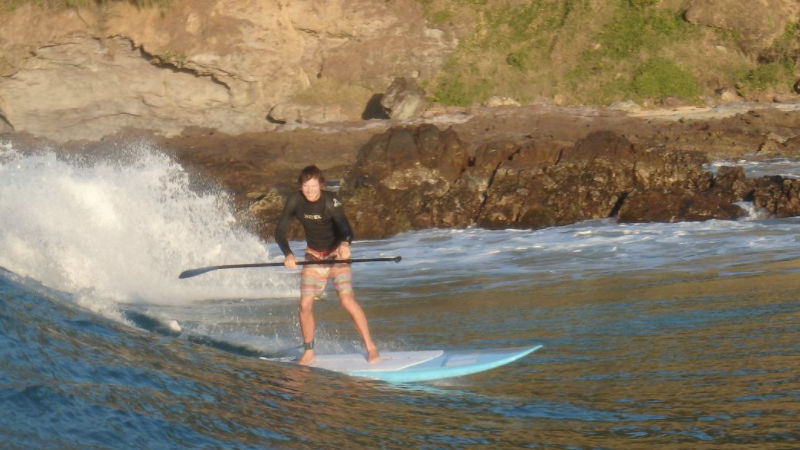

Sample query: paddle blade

[178,266,220,279]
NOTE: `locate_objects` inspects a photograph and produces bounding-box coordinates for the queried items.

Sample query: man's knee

[299,296,315,313]
[338,292,357,307]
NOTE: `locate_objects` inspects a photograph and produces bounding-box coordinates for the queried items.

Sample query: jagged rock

[340,124,468,237]
[340,126,749,237]
[380,77,427,120]
[479,131,722,228]
[150,100,800,241]
[752,176,800,217]
[478,132,631,229]
[617,188,743,223]
[711,165,753,203]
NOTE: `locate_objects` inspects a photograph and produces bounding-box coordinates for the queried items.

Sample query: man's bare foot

[366,347,380,363]
[298,349,315,365]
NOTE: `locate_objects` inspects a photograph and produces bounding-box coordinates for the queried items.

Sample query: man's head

[298,165,324,202]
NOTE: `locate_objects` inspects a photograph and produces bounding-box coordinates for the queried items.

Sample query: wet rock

[150,103,800,241]
[341,126,748,237]
[479,132,635,229]
[340,124,469,237]
[711,165,753,203]
[752,176,800,217]
[617,188,743,223]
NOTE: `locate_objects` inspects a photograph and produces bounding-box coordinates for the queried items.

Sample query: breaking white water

[0,140,295,315]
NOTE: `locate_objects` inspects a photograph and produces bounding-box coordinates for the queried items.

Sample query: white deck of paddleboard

[311,350,444,373]
[262,345,542,382]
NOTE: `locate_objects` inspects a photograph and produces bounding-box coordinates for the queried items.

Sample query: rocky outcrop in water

[134,102,800,241]
[331,124,800,238]
[752,176,800,217]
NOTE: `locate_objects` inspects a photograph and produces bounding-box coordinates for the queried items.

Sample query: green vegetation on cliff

[419,0,800,106]
[2,0,798,111]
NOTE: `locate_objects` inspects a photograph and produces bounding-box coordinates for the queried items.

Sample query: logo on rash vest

[333,198,342,208]
[304,214,322,220]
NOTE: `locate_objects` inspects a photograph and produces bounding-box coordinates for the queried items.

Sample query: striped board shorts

[300,248,353,299]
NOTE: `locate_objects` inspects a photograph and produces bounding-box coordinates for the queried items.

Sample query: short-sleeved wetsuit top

[274,190,353,256]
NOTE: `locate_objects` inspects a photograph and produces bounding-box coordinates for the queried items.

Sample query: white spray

[0,140,297,316]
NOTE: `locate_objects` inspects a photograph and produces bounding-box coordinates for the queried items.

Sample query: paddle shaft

[179,256,401,279]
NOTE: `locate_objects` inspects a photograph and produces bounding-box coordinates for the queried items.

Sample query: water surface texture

[1,141,798,448]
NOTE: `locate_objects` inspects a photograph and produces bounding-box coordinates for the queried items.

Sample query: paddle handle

[179,256,401,279]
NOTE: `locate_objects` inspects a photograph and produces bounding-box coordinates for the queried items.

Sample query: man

[275,165,379,365]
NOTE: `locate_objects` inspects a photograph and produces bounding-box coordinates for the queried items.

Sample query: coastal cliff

[1,0,799,142]
[0,0,453,141]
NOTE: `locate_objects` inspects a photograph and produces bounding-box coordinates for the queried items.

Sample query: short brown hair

[298,165,325,186]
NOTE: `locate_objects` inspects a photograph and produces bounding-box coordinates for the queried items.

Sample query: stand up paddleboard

[264,344,542,383]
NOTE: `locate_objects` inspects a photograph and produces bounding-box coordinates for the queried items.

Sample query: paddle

[178,256,402,279]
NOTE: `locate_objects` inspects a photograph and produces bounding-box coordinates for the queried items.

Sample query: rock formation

[380,77,427,120]
[0,0,454,142]
[337,125,761,238]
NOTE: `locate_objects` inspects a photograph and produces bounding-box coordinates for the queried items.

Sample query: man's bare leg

[298,295,316,365]
[339,292,379,363]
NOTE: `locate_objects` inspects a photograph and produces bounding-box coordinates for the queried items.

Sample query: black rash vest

[274,190,354,256]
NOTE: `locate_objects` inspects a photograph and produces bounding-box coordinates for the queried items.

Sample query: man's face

[301,177,322,202]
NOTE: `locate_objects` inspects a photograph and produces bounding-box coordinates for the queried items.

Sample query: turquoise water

[1,141,799,447]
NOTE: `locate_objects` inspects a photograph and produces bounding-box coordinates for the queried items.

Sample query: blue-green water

[1,142,799,448]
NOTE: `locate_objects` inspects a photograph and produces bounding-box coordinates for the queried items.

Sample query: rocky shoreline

[6,102,800,241]
[162,102,800,241]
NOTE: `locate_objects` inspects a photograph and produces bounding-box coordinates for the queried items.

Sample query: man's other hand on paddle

[284,253,298,269]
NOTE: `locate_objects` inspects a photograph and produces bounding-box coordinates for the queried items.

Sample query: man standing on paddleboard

[275,165,380,365]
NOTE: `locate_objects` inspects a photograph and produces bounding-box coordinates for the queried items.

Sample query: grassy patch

[739,61,794,92]
[422,0,708,106]
[425,0,577,105]
[631,58,701,100]
[737,23,800,95]
[736,22,800,94]
[595,7,690,60]
[570,2,699,103]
